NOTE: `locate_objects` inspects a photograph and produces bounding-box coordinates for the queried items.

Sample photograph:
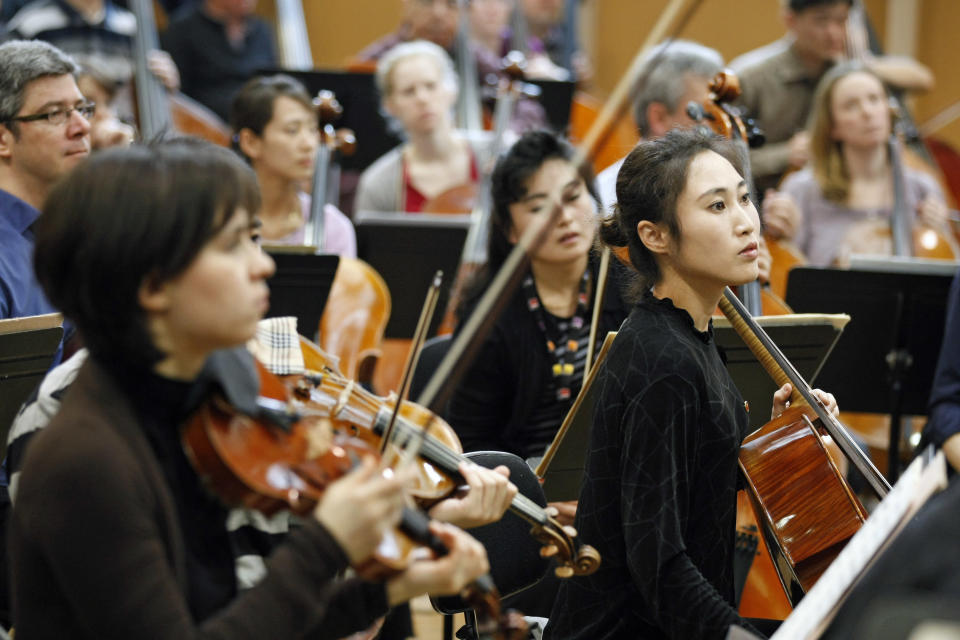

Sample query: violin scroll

[531,516,601,578]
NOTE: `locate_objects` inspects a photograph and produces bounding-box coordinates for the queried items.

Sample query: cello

[307,92,392,386]
[719,288,891,606]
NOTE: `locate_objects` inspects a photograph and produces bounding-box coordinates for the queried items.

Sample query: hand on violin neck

[545,500,578,528]
[427,462,517,529]
[313,455,408,565]
[385,521,490,605]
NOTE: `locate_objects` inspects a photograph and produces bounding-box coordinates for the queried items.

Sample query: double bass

[128,0,231,144]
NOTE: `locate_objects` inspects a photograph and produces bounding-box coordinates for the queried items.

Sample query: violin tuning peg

[554,566,575,579]
[562,525,578,538]
[540,545,559,558]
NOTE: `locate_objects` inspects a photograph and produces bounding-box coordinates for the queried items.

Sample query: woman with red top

[355,39,488,214]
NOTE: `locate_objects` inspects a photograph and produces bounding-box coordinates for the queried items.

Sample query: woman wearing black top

[545,128,837,640]
[447,130,629,501]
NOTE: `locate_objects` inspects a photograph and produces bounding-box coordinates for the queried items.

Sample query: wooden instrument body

[318,257,391,385]
[739,404,867,605]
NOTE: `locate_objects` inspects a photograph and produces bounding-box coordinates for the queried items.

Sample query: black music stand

[714,314,849,431]
[0,314,63,460]
[354,212,470,339]
[263,249,339,341]
[786,260,957,481]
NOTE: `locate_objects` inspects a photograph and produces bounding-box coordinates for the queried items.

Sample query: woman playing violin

[355,39,488,214]
[770,62,949,267]
[231,74,357,255]
[10,139,490,639]
[545,128,838,640]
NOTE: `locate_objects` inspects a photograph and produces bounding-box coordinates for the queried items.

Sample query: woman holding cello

[772,62,951,267]
[10,139,491,638]
[355,40,488,214]
[230,74,357,255]
[545,128,839,640]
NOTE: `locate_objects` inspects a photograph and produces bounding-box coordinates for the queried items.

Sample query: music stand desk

[786,263,956,479]
[354,211,470,339]
[0,313,63,459]
[263,249,339,341]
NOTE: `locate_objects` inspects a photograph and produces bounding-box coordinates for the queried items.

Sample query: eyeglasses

[5,102,96,126]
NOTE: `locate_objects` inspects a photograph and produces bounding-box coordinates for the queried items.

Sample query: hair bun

[599,207,630,248]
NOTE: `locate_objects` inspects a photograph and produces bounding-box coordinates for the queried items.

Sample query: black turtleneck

[546,291,760,639]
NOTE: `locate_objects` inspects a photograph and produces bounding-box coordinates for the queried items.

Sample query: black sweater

[545,292,757,640]
[447,259,631,459]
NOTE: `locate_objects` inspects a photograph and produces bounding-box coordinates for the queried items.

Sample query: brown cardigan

[9,358,388,639]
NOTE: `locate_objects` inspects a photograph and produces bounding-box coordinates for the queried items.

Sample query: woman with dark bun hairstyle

[546,128,838,640]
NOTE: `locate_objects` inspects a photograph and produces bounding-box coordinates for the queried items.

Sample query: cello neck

[718,288,892,498]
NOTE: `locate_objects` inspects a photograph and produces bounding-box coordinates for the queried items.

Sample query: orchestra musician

[731,0,933,195]
[545,128,838,640]
[6,0,181,97]
[8,138,492,638]
[593,40,775,285]
[161,0,278,122]
[230,74,357,256]
[0,40,90,323]
[449,129,628,483]
[923,270,960,474]
[74,57,136,150]
[354,39,488,214]
[771,62,948,267]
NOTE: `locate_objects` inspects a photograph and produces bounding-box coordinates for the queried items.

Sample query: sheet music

[770,451,948,640]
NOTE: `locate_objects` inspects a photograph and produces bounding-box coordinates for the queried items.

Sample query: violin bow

[382,271,444,465]
[420,0,707,414]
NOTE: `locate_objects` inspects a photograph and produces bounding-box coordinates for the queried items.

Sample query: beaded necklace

[521,269,591,402]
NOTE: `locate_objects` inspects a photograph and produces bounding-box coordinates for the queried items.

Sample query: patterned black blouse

[546,291,758,639]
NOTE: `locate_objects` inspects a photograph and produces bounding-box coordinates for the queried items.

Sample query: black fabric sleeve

[619,374,754,639]
[305,579,390,640]
[447,327,514,452]
[13,442,354,640]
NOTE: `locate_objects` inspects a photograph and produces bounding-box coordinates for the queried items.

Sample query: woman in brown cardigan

[10,139,489,639]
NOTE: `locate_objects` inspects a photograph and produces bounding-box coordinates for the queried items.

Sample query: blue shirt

[925,270,960,450]
[0,190,57,320]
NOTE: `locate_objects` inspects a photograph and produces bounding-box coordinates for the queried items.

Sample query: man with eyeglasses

[0,40,91,322]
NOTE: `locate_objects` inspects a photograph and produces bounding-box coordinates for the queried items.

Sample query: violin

[181,356,528,639]
[291,336,602,579]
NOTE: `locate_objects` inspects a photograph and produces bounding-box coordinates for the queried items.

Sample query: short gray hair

[633,40,723,135]
[374,39,459,98]
[0,40,79,127]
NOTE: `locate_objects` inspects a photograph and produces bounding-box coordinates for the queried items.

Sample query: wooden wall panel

[258,0,956,150]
